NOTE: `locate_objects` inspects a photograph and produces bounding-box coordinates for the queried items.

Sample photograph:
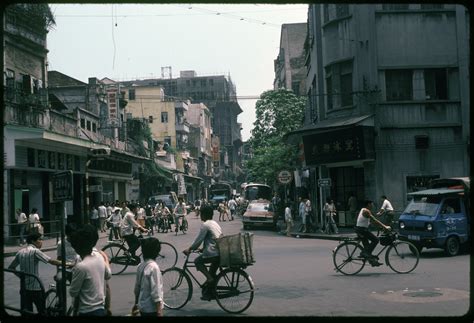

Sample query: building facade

[288,4,470,227]
[273,22,308,96]
[121,70,243,187]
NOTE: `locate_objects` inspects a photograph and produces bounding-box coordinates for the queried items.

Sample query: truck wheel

[445,236,460,256]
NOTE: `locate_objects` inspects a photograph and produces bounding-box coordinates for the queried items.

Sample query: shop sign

[303,126,373,165]
[318,178,332,187]
[52,170,73,201]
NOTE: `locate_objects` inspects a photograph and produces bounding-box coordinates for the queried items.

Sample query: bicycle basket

[379,233,395,246]
[217,232,256,267]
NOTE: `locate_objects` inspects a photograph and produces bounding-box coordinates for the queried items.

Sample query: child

[133,237,164,316]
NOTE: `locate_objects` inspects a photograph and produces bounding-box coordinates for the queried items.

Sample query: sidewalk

[3,230,111,258]
[279,220,359,240]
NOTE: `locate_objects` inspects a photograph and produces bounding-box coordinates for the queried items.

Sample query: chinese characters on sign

[303,126,373,165]
[52,171,73,202]
[107,86,119,126]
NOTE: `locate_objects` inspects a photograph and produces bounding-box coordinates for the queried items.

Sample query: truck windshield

[404,196,441,216]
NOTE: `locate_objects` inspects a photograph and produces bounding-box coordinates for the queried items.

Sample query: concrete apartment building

[273,22,308,96]
[287,4,470,227]
[122,70,243,189]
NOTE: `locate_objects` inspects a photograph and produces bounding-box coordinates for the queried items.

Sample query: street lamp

[85,148,110,224]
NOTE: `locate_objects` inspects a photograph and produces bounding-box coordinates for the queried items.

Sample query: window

[420,4,444,9]
[128,89,136,100]
[325,60,353,109]
[336,4,349,18]
[92,123,97,132]
[382,4,409,10]
[323,4,329,23]
[442,198,461,214]
[80,118,85,128]
[326,75,333,110]
[386,70,413,101]
[161,112,168,123]
[424,69,447,100]
[201,79,207,86]
[186,80,191,86]
[86,120,91,130]
[209,79,214,86]
[27,148,35,167]
[164,136,172,146]
[192,80,197,87]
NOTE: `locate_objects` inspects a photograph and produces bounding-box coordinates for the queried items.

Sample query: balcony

[176,122,190,133]
[377,101,462,128]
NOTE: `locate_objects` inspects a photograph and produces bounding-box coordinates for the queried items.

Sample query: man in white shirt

[376,195,395,226]
[121,204,148,263]
[69,224,111,316]
[227,197,237,221]
[183,203,222,300]
[284,203,293,237]
[98,202,107,233]
[16,208,28,245]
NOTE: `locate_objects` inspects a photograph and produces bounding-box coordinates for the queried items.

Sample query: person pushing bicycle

[354,199,391,266]
[183,203,223,300]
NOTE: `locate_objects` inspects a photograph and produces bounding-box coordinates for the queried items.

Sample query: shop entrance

[329,167,365,227]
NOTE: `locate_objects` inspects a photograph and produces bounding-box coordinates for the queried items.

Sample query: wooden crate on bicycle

[217,232,255,267]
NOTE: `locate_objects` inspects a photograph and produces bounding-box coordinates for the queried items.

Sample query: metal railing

[3,268,47,316]
[4,220,61,245]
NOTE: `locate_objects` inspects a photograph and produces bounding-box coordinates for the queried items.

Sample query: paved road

[3,211,471,317]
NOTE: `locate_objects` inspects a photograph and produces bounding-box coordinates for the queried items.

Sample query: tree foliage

[246,89,306,185]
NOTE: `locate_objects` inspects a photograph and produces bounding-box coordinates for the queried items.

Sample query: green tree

[246,89,306,185]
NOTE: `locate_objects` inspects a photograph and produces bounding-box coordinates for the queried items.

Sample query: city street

[3,211,470,317]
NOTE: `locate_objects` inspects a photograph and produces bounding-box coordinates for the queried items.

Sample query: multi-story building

[287,4,470,227]
[187,103,213,199]
[273,22,308,96]
[3,5,148,241]
[121,70,243,186]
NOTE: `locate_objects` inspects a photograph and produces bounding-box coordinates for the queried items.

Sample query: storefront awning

[284,115,375,166]
[284,115,374,144]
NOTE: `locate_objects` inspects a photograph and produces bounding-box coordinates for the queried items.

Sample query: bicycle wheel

[45,289,60,316]
[332,241,366,275]
[182,218,188,233]
[214,267,255,314]
[162,267,192,309]
[102,243,130,275]
[155,241,178,271]
[386,241,419,274]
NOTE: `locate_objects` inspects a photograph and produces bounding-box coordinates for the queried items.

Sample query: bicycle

[45,266,74,316]
[332,229,420,275]
[101,233,178,275]
[162,250,255,314]
[174,215,188,235]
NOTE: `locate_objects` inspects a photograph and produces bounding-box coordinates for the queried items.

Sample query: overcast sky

[47,3,308,141]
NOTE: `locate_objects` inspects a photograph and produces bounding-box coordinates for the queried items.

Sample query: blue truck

[398,177,470,256]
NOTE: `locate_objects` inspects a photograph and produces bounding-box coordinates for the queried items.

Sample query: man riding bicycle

[173,197,188,233]
[121,204,148,264]
[183,203,223,300]
[355,199,391,267]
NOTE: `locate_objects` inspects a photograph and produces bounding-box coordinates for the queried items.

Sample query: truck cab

[398,177,470,256]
